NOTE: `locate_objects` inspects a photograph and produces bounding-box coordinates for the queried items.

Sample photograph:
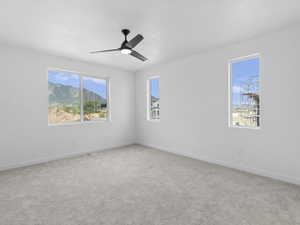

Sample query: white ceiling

[1,0,300,71]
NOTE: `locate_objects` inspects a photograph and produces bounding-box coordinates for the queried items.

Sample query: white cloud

[232,86,243,93]
[54,72,79,81]
[83,77,106,85]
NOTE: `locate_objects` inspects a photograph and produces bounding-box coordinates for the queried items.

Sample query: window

[148,77,160,120]
[48,71,81,124]
[48,70,109,125]
[83,77,108,121]
[229,55,260,128]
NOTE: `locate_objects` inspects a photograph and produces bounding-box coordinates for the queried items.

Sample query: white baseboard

[0,142,135,172]
[138,142,300,186]
[3,141,300,187]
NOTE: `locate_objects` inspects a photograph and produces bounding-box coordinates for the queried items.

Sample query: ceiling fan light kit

[90,29,148,61]
[120,48,132,55]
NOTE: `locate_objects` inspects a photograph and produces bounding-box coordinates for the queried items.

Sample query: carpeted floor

[1,145,300,225]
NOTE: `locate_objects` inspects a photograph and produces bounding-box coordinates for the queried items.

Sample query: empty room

[1,1,300,224]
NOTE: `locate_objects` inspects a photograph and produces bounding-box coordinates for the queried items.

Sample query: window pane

[150,78,160,120]
[83,77,108,121]
[48,71,81,124]
[231,57,260,128]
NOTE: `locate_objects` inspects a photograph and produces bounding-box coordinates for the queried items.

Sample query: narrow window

[148,77,160,120]
[48,70,81,125]
[83,77,108,121]
[229,55,260,128]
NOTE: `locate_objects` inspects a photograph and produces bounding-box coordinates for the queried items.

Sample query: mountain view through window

[83,77,108,121]
[48,71,81,124]
[48,70,108,125]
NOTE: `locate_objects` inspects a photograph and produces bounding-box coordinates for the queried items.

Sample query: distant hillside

[48,83,106,106]
[83,88,106,105]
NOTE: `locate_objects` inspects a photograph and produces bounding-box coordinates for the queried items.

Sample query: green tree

[84,101,101,114]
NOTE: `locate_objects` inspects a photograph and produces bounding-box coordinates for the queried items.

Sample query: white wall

[135,25,300,185]
[2,25,300,186]
[0,44,136,170]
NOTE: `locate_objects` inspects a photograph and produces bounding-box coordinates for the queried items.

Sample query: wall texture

[0,44,136,170]
[135,25,300,185]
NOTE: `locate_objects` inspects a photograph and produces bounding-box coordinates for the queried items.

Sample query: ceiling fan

[90,29,148,61]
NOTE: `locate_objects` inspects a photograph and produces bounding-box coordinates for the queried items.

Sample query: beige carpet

[0,145,300,225]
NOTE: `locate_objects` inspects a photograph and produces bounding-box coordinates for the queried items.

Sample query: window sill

[147,119,160,122]
[229,125,260,130]
[48,119,110,127]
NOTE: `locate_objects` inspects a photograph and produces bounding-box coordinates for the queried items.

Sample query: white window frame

[147,76,160,122]
[228,53,261,129]
[48,68,110,126]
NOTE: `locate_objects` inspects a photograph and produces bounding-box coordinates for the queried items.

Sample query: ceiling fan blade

[126,34,144,48]
[130,50,148,61]
[90,48,120,54]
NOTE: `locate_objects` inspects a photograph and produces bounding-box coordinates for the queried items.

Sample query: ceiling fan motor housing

[121,29,131,50]
[121,29,130,37]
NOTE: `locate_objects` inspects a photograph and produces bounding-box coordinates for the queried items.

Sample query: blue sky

[151,78,160,98]
[83,77,107,99]
[232,57,259,105]
[48,71,107,99]
[48,71,80,88]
